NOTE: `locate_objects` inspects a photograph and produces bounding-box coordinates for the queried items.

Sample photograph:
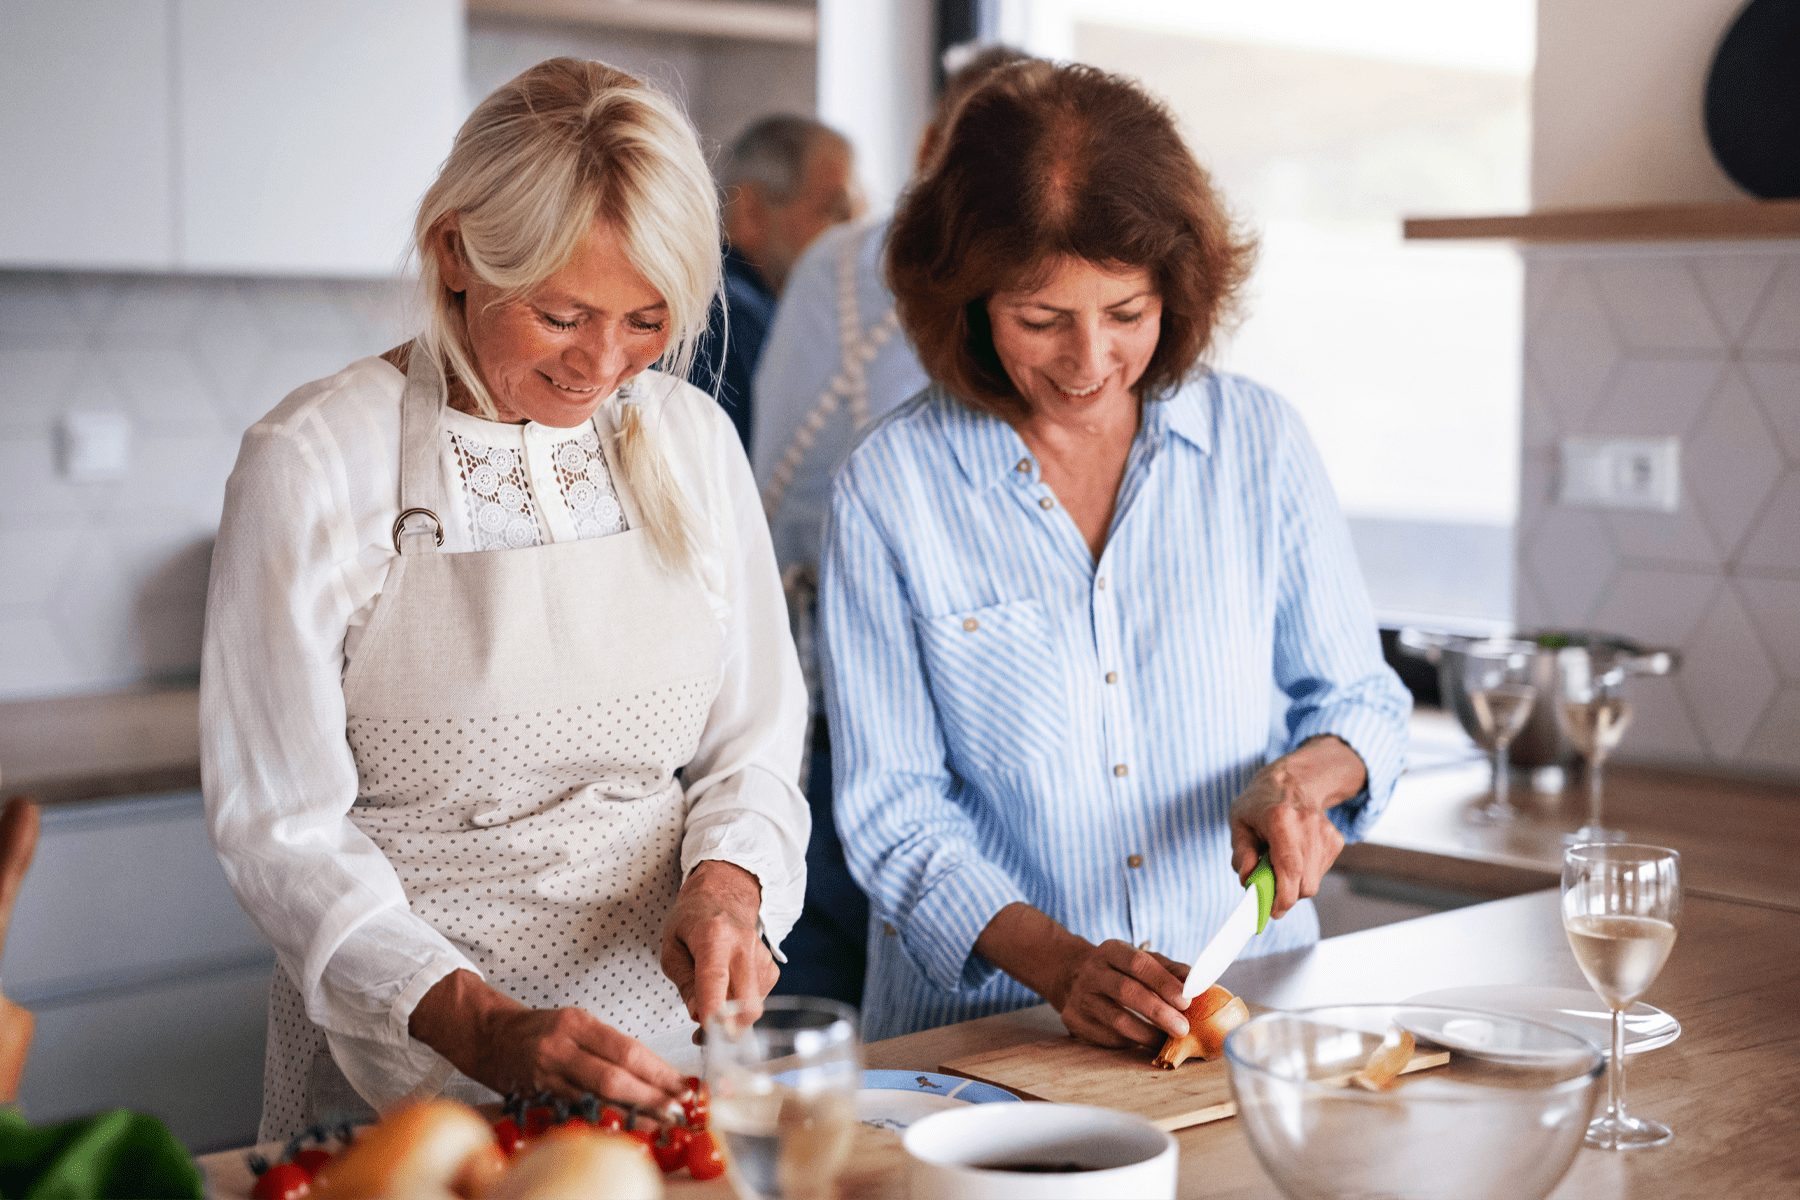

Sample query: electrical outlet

[1558,437,1680,512]
[56,409,133,482]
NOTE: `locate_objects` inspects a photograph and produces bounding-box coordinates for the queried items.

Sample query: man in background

[689,115,863,451]
[753,45,1032,1007]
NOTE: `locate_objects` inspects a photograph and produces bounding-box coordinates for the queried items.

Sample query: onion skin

[308,1099,495,1200]
[1152,985,1250,1069]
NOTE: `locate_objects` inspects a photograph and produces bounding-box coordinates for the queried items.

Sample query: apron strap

[394,342,450,555]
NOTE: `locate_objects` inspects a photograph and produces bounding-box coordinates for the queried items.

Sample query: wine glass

[704,996,861,1200]
[1558,648,1635,843]
[1460,639,1538,825]
[1561,843,1681,1150]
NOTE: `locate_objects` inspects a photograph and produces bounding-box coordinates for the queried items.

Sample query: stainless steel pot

[1398,629,1679,767]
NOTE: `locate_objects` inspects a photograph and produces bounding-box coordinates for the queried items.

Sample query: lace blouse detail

[448,420,628,551]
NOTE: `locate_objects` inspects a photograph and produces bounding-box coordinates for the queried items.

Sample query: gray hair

[718,115,847,204]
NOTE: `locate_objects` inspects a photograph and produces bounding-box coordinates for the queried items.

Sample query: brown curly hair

[886,61,1257,416]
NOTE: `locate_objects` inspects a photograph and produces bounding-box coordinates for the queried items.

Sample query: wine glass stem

[1608,1005,1627,1123]
[1587,755,1606,831]
[1494,740,1511,810]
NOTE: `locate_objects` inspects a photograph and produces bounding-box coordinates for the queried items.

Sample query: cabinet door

[175,0,464,277]
[0,0,177,269]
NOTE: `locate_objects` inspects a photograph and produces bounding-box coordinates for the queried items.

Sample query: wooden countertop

[201,889,1800,1197]
[1344,725,1800,913]
[0,687,200,804]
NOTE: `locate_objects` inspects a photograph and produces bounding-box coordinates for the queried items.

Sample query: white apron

[259,349,724,1141]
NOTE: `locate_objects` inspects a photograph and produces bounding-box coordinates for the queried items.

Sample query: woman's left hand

[1228,736,1366,918]
[661,860,779,1027]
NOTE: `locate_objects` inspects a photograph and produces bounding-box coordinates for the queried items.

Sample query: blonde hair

[413,57,720,571]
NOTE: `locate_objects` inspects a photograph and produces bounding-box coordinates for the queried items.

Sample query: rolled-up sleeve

[820,472,1029,994]
[1269,405,1411,839]
[676,394,811,954]
[202,420,475,1108]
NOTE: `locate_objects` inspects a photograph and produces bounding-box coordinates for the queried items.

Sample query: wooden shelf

[468,0,816,44]
[1403,199,1800,243]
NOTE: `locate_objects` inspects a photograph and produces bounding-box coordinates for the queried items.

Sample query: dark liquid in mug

[969,1160,1101,1173]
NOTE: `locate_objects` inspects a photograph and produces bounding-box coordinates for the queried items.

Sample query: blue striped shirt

[818,371,1410,1040]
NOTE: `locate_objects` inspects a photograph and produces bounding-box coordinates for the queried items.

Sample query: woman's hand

[409,970,685,1108]
[1229,735,1367,918]
[661,860,779,1027]
[974,904,1190,1049]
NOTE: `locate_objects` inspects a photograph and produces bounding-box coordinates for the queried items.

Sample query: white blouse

[201,357,808,1057]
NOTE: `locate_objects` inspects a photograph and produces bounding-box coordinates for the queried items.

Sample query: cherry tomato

[522,1105,557,1138]
[596,1105,626,1132]
[685,1130,726,1181]
[680,1079,710,1130]
[652,1126,691,1174]
[289,1148,332,1177]
[491,1116,525,1156]
[252,1162,312,1200]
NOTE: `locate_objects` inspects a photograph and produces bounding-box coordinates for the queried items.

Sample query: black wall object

[934,0,997,90]
[1703,0,1800,198]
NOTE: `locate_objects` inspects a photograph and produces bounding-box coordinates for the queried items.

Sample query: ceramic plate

[1402,985,1680,1057]
[853,1070,1019,1133]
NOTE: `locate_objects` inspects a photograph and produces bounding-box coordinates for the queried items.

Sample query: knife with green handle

[1179,854,1277,1002]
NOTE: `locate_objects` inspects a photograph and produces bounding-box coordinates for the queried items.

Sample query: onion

[1151,985,1249,1069]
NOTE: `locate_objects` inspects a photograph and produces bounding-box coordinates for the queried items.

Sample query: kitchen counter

[1347,712,1800,913]
[0,687,200,804]
[200,887,1800,1196]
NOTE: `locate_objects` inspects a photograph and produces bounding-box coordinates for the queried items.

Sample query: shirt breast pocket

[914,599,1070,777]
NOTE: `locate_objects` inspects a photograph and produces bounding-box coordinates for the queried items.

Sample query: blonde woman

[201,58,808,1141]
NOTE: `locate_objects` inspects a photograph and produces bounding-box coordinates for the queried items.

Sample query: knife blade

[1180,855,1276,1001]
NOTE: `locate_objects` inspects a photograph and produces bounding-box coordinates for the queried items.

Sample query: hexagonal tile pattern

[0,348,84,434]
[1742,360,1800,464]
[0,435,121,518]
[1522,507,1616,627]
[1734,577,1800,684]
[96,277,208,347]
[0,613,90,697]
[1743,261,1800,355]
[0,274,88,346]
[1583,357,1722,438]
[100,346,224,433]
[1588,259,1726,354]
[1604,501,1722,569]
[0,523,93,608]
[1519,366,1559,449]
[1588,567,1719,648]
[115,431,241,526]
[1736,471,1800,574]
[1613,677,1707,768]
[1692,254,1782,345]
[1526,269,1621,431]
[1741,687,1800,776]
[1681,587,1779,760]
[52,524,212,679]
[1686,369,1785,558]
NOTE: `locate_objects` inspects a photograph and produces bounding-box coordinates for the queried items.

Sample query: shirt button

[883,922,898,937]
[1097,576,1108,590]
[1137,939,1152,950]
[1113,763,1130,777]
[1127,853,1144,869]
[962,617,979,632]
[1038,496,1054,510]
[1105,670,1119,684]
[1015,457,1031,473]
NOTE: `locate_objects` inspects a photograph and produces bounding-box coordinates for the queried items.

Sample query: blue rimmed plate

[854,1070,1019,1133]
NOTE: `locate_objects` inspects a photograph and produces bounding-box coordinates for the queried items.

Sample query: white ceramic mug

[902,1102,1177,1200]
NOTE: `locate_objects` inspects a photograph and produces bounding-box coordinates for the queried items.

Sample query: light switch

[1557,437,1680,513]
[56,409,133,482]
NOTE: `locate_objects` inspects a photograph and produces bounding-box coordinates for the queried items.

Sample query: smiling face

[439,216,673,426]
[986,257,1163,423]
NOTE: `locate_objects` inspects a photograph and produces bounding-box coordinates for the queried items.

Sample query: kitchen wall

[0,17,823,702]
[0,272,410,698]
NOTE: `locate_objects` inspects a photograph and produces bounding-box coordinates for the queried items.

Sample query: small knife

[1180,855,1277,1002]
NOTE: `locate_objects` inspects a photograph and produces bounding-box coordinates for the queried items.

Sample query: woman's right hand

[975,903,1191,1049]
[409,969,685,1108]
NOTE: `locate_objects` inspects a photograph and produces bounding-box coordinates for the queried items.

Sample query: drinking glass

[1561,843,1681,1149]
[1460,639,1538,825]
[704,996,861,1200]
[1558,648,1636,843]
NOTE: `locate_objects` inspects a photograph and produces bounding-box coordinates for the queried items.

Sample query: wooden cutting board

[941,1009,1449,1132]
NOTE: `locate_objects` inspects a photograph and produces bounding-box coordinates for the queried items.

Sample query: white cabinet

[0,0,464,277]
[177,0,465,276]
[0,1,179,270]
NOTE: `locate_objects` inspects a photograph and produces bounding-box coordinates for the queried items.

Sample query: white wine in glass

[1562,844,1681,1150]
[1462,642,1538,825]
[1558,648,1636,843]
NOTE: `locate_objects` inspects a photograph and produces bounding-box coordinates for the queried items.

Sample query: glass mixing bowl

[1223,1004,1604,1200]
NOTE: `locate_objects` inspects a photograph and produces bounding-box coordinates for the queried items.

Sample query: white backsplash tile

[0,271,405,698]
[1521,243,1800,780]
